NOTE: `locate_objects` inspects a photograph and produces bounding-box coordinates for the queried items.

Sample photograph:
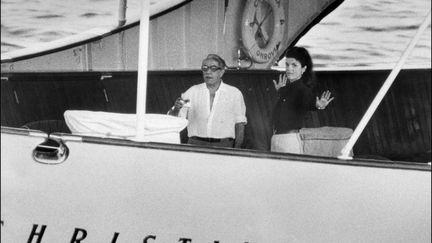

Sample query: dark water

[298,0,431,68]
[1,0,431,68]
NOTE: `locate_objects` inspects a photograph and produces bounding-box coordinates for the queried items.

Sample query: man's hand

[174,97,190,110]
[168,97,190,116]
[234,122,246,148]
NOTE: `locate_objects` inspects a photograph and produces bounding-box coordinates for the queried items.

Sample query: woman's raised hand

[315,90,334,110]
[273,73,288,91]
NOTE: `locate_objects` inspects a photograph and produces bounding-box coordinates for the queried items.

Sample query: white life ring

[241,0,285,64]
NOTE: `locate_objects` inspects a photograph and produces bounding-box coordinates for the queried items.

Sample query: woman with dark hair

[271,47,333,153]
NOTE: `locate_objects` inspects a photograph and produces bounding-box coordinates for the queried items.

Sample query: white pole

[135,0,150,140]
[338,10,431,160]
[118,0,127,27]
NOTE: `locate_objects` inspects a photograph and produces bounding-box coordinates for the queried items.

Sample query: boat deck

[1,68,430,162]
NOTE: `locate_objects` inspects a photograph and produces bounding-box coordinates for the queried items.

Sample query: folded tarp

[299,126,353,157]
[64,110,188,143]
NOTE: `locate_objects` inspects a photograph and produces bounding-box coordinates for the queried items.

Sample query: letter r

[70,228,87,243]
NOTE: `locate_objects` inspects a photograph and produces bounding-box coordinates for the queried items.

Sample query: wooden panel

[224,71,278,151]
[3,75,71,127]
[147,72,202,113]
[1,69,430,162]
[313,69,431,161]
[101,73,137,113]
[1,73,107,128]
[56,74,108,112]
[1,79,23,127]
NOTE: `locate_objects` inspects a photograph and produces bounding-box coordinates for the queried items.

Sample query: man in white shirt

[168,54,247,148]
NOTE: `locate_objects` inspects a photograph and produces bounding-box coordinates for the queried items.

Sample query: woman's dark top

[272,79,316,134]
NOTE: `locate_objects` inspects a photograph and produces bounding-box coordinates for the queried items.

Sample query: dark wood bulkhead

[1,69,430,162]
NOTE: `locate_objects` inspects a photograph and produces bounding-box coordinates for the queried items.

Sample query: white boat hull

[2,130,430,242]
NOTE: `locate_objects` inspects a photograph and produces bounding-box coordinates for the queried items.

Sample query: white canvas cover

[64,110,187,143]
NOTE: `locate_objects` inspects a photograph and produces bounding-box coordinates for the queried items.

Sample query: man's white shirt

[179,81,247,139]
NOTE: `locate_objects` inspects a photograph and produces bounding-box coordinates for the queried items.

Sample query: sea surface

[1,0,431,69]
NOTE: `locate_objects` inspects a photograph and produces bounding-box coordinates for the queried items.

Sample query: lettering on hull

[3,223,254,243]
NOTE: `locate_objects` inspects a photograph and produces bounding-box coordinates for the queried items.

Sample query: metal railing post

[338,11,431,160]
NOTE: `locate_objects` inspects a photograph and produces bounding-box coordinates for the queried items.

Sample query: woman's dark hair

[284,47,315,88]
[204,54,227,69]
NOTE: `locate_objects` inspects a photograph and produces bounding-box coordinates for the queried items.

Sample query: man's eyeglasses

[201,65,223,72]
